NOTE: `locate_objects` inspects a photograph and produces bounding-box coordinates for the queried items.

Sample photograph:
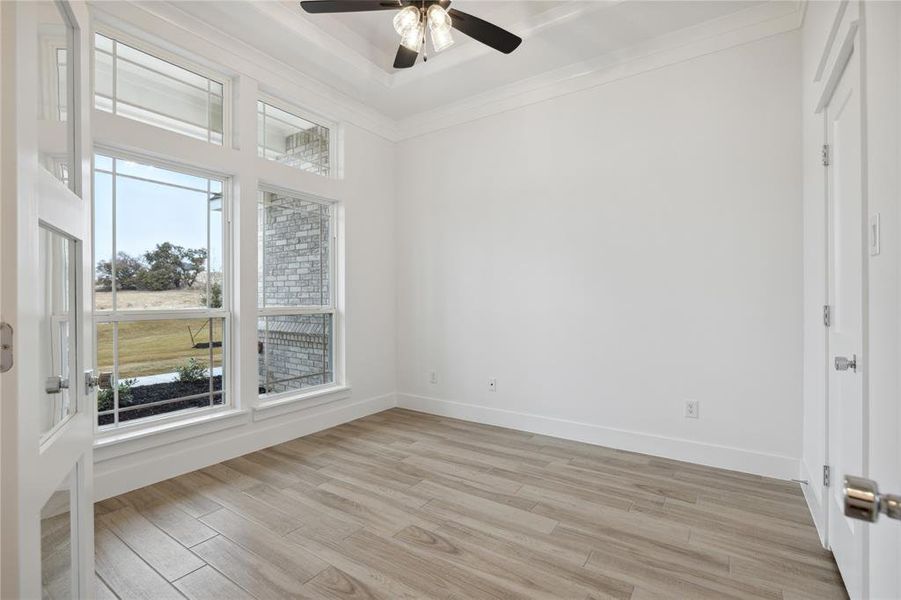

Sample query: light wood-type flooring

[93,408,848,599]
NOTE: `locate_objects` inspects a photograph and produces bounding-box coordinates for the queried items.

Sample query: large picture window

[257,189,334,398]
[94,33,224,145]
[94,154,228,427]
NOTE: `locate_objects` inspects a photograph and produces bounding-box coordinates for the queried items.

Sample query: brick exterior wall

[258,316,332,394]
[258,187,333,395]
[281,126,329,176]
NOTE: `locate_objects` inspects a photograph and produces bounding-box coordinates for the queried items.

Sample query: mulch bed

[98,375,223,426]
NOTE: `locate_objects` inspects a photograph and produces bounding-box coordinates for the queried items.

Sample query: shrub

[176,358,208,383]
[96,378,137,412]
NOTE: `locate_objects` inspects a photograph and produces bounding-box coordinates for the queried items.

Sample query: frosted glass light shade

[393,6,420,35]
[400,21,424,51]
[429,27,454,52]
[426,5,452,32]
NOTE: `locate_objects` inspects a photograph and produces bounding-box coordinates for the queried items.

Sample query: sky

[94,156,223,276]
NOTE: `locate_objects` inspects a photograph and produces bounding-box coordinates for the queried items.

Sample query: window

[258,100,330,176]
[95,33,224,144]
[257,190,334,397]
[55,47,68,121]
[94,154,228,427]
[37,2,74,190]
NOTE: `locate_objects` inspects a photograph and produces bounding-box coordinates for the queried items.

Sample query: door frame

[812,1,869,597]
[0,1,95,597]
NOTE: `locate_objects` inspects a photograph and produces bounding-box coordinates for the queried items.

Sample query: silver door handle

[844,475,901,522]
[835,354,857,372]
[45,376,69,394]
[84,370,100,394]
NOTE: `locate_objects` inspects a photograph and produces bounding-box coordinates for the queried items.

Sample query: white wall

[343,125,398,402]
[396,31,804,479]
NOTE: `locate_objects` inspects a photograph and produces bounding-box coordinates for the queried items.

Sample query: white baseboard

[93,392,396,501]
[397,393,800,480]
[800,459,828,547]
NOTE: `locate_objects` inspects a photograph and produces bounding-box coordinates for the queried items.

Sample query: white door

[0,1,94,598]
[824,41,866,599]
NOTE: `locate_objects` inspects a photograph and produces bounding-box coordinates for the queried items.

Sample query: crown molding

[87,1,804,144]
[393,0,805,141]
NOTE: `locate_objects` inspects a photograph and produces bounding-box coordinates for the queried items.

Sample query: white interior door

[825,42,866,599]
[0,1,94,598]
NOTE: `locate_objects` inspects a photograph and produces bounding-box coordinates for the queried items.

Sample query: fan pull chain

[421,7,428,61]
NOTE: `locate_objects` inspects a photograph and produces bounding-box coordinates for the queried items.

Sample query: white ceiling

[164,1,784,121]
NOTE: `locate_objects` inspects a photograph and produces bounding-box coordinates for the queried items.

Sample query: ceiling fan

[299,1,523,69]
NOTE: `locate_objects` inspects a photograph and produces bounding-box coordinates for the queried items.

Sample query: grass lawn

[97,318,224,380]
[95,288,205,311]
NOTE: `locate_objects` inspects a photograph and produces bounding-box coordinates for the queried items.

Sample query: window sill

[253,385,351,422]
[94,408,249,462]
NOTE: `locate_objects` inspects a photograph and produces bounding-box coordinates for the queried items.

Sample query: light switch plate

[870,213,881,256]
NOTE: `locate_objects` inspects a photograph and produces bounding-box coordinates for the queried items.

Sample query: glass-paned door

[0,1,94,598]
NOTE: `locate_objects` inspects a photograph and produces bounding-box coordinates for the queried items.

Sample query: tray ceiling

[153,1,790,120]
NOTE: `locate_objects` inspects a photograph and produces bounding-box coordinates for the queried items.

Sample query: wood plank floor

[94,408,848,600]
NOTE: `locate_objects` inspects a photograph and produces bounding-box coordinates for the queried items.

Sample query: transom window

[95,33,224,144]
[257,189,334,397]
[94,154,228,427]
[257,100,330,176]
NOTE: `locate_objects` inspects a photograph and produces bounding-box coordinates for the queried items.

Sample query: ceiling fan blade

[300,1,402,14]
[393,45,418,69]
[447,8,521,54]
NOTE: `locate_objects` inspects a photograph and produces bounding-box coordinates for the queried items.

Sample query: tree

[95,252,147,291]
[201,282,222,308]
[181,249,207,288]
[140,243,207,291]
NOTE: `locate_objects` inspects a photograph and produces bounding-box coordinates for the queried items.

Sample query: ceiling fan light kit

[426,5,454,52]
[392,5,419,34]
[300,0,522,69]
[399,18,424,51]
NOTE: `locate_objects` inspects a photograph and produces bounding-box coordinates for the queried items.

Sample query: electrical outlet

[488,378,497,392]
[685,400,699,419]
[429,370,438,385]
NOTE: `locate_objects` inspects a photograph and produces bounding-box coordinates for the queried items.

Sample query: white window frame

[93,26,232,148]
[87,19,347,452]
[257,92,338,179]
[257,184,338,404]
[92,149,233,434]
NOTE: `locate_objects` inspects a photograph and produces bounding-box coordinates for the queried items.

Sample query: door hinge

[0,322,12,373]
[824,465,831,487]
[823,304,831,327]
[822,144,830,167]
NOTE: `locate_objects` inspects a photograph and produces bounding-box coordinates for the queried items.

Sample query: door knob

[835,354,857,372]
[84,370,100,394]
[844,475,901,522]
[45,376,69,394]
